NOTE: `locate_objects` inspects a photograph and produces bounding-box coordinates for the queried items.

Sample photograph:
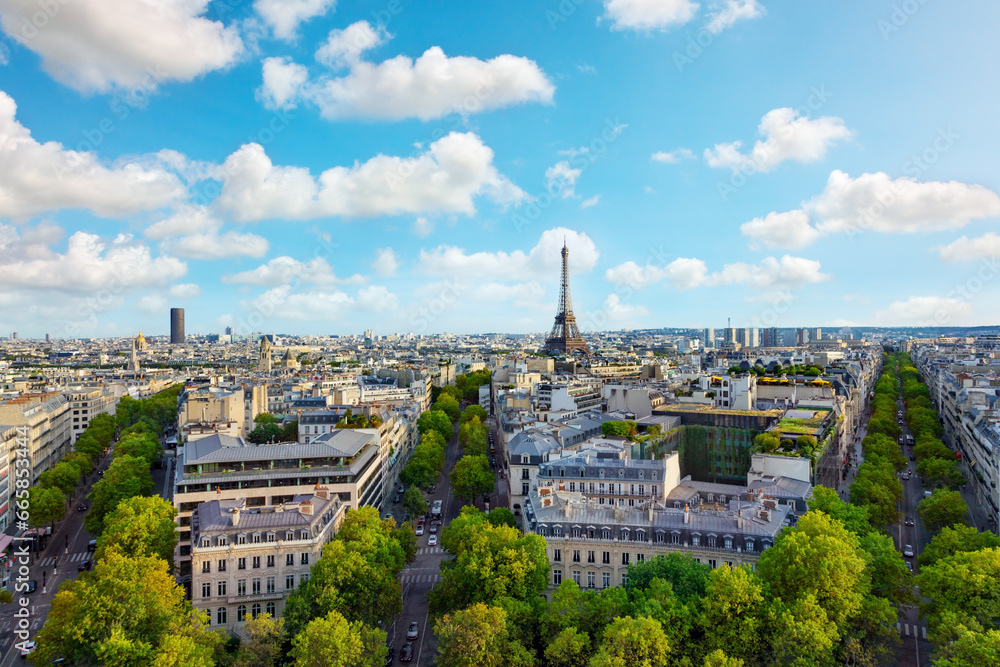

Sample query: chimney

[314,484,329,500]
[683,504,690,524]
[230,506,240,527]
[299,501,314,516]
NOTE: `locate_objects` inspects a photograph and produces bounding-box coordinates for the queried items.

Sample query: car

[400,643,414,662]
[428,534,438,547]
[902,473,910,481]
[427,485,436,494]
[415,525,424,536]
[76,503,88,512]
[406,622,419,640]
[429,523,437,533]
[903,545,914,558]
[77,560,91,572]
[384,647,395,666]
[87,539,97,552]
[905,517,914,526]
[909,455,916,461]
[398,484,405,494]
[393,494,401,504]
[19,640,36,657]
[383,513,394,521]
[905,561,914,573]
[25,580,37,594]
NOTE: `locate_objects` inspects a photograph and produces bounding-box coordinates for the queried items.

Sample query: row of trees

[427,506,907,666]
[399,410,450,489]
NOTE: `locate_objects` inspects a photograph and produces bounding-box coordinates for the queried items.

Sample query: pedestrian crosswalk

[37,552,89,567]
[417,546,443,555]
[896,622,927,639]
[400,573,440,584]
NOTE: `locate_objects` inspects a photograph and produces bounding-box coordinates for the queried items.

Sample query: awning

[0,534,12,552]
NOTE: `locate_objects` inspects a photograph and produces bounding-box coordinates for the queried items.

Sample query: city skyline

[1,1,999,338]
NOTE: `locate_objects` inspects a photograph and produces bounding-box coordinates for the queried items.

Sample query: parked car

[19,640,36,657]
[428,534,438,547]
[905,517,914,526]
[427,485,436,494]
[406,622,419,640]
[400,644,414,662]
[87,539,97,552]
[415,525,424,536]
[76,503,88,512]
[384,647,395,666]
[77,560,92,572]
[903,544,914,558]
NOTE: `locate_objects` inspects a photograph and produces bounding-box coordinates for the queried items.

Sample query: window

[301,553,309,565]
[267,555,275,568]
[708,535,717,548]
[621,574,629,586]
[724,537,733,550]
[553,570,562,585]
[521,455,529,464]
[286,554,294,566]
[522,483,529,495]
[286,575,295,590]
[251,603,261,619]
[238,580,246,596]
[238,534,246,545]
[218,581,227,596]
[267,576,275,594]
[601,528,611,540]
[708,559,717,569]
[202,561,211,574]
[553,549,561,562]
[692,534,701,546]
[252,534,261,544]
[253,556,261,569]
[636,530,645,542]
[621,552,630,565]
[652,485,658,496]
[569,482,575,492]
[201,537,211,548]
[602,551,610,564]
[266,601,276,617]
[286,532,294,541]
[218,536,227,546]
[301,574,309,586]
[217,560,227,572]
[238,558,246,570]
[202,582,211,598]
[602,572,611,589]
[237,605,246,623]
[587,551,595,563]
[587,528,595,539]
[252,578,261,595]
[572,550,580,563]
[637,553,645,563]
[745,540,755,553]
[670,533,679,545]
[267,532,276,542]
[217,607,227,625]
[587,572,596,588]
[572,570,581,586]
[560,468,565,478]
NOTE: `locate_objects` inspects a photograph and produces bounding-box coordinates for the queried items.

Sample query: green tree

[64,451,94,477]
[859,532,914,606]
[38,461,80,495]
[27,486,65,529]
[30,552,220,666]
[434,604,533,667]
[450,455,494,503]
[289,610,387,667]
[917,547,1000,645]
[600,421,636,439]
[702,650,744,667]
[86,454,154,536]
[700,565,765,662]
[434,395,461,423]
[917,489,969,533]
[486,507,517,528]
[752,432,781,454]
[589,616,670,667]
[545,627,591,667]
[807,486,873,537]
[914,436,953,462]
[402,487,428,518]
[74,432,105,462]
[233,614,285,667]
[461,404,488,425]
[114,432,161,468]
[96,495,178,569]
[933,627,1000,667]
[247,422,282,444]
[624,552,710,602]
[917,456,966,490]
[918,525,1000,568]
[254,413,279,425]
[417,410,452,436]
[763,594,839,667]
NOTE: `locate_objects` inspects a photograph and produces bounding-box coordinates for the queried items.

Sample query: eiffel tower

[544,242,589,355]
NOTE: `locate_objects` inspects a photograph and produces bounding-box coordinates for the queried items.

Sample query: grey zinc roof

[184,434,245,463]
[509,431,561,457]
[196,494,336,532]
[185,430,376,465]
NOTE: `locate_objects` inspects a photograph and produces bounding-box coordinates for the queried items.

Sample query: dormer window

[639,471,644,479]
[267,532,275,542]
[252,533,261,544]
[652,472,657,479]
[201,537,211,548]
[521,455,529,464]
[560,468,565,478]
[237,534,246,545]
[217,536,227,546]
[286,531,293,541]
[618,470,624,478]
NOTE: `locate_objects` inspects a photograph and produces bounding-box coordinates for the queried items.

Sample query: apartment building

[0,426,19,532]
[0,392,71,483]
[177,385,246,441]
[537,383,601,414]
[64,385,118,443]
[189,488,345,632]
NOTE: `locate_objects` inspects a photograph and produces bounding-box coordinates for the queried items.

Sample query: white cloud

[600,294,651,322]
[147,206,269,259]
[875,296,975,326]
[356,285,398,313]
[168,283,202,299]
[603,0,699,31]
[740,210,820,250]
[265,21,554,121]
[651,148,695,164]
[135,294,168,314]
[215,132,525,221]
[373,247,399,277]
[937,233,1000,262]
[0,0,242,93]
[0,226,186,292]
[413,217,434,238]
[581,195,601,209]
[242,285,353,321]
[0,90,185,220]
[705,108,853,173]
[545,161,581,199]
[257,57,309,110]
[315,20,388,68]
[222,256,363,286]
[811,170,1000,234]
[417,227,599,280]
[145,207,218,240]
[604,254,828,291]
[254,0,336,40]
[704,0,764,35]
[473,282,546,308]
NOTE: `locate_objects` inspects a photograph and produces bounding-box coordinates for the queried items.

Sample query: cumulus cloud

[413,217,434,237]
[874,296,975,326]
[599,293,650,321]
[257,57,309,110]
[651,148,695,164]
[135,294,168,314]
[740,210,820,250]
[704,0,764,35]
[0,0,242,93]
[356,285,398,313]
[545,161,581,199]
[147,207,269,259]
[937,233,1000,262]
[0,226,186,292]
[581,195,601,209]
[705,108,853,173]
[214,132,525,221]
[603,0,699,31]
[0,90,185,220]
[373,247,399,277]
[222,256,364,286]
[417,227,599,280]
[604,254,828,291]
[740,171,1000,249]
[242,285,353,321]
[168,283,202,299]
[254,0,336,40]
[256,21,554,121]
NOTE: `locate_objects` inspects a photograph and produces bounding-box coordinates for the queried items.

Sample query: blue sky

[0,0,998,339]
